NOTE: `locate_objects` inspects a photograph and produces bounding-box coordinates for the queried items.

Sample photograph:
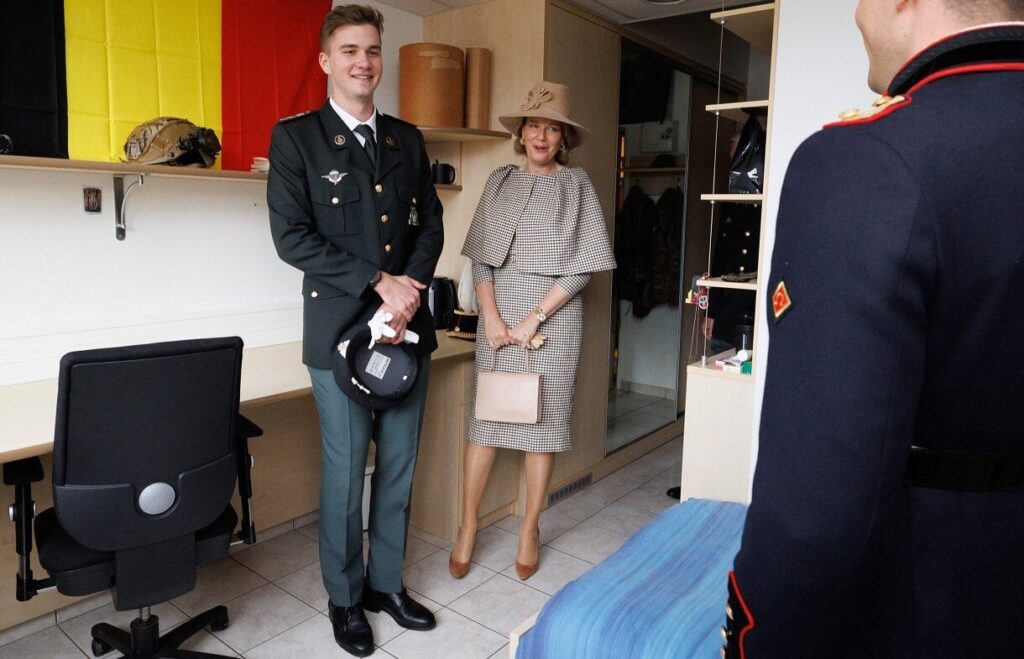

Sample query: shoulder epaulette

[278,110,315,123]
[382,114,417,130]
[824,94,909,128]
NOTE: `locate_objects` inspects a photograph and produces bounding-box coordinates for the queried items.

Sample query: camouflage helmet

[123,117,221,167]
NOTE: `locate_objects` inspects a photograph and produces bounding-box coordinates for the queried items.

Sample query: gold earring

[559,143,567,152]
[519,138,525,145]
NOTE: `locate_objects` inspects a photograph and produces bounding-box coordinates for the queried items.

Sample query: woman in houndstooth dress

[451,82,615,581]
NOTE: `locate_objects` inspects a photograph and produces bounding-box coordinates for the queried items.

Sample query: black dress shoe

[328,601,374,656]
[362,584,436,630]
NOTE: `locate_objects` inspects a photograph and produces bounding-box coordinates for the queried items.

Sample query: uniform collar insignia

[772,280,793,321]
[888,24,1024,95]
[322,170,347,185]
[384,135,398,148]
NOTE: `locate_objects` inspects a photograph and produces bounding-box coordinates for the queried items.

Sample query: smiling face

[520,117,565,169]
[319,23,382,110]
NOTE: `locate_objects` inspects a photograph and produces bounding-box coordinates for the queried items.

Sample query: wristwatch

[368,270,383,294]
[532,304,547,323]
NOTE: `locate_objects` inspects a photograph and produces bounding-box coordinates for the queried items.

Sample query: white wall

[1,3,424,387]
[750,0,874,483]
[356,1,425,116]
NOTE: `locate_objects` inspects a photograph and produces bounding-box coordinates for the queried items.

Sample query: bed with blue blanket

[515,499,747,659]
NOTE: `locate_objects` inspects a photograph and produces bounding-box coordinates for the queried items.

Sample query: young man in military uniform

[723,1,1024,657]
[267,5,443,656]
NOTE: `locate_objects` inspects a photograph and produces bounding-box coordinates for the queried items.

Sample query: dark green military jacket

[268,103,443,369]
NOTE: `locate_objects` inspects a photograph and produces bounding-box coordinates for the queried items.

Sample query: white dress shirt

[329,97,378,147]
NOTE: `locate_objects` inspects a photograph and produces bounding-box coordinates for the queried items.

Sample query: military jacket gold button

[311,291,319,298]
[331,197,340,205]
[385,243,392,253]
[744,231,751,237]
[742,249,748,255]
[375,184,384,193]
[381,214,389,224]
[720,626,729,641]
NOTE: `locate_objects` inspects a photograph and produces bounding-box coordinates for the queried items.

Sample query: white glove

[368,310,420,348]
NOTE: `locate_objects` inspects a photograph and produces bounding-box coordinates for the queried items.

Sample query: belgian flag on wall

[0,0,329,170]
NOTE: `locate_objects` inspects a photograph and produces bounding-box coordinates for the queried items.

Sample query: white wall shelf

[697,277,758,291]
[710,2,776,53]
[706,100,770,123]
[0,155,267,182]
[700,193,765,203]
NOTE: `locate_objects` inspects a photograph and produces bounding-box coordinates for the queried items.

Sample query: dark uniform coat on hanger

[724,25,1024,658]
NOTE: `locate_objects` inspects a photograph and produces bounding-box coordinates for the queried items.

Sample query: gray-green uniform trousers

[308,359,430,605]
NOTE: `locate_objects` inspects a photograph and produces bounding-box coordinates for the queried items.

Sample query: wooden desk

[0,332,501,632]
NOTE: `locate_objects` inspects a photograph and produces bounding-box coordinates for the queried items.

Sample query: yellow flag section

[64,0,222,165]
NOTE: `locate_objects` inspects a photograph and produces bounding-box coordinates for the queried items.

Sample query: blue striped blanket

[516,499,748,659]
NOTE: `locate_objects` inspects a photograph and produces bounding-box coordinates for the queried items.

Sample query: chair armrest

[234,414,262,546]
[3,456,44,486]
[3,457,54,600]
[237,414,264,439]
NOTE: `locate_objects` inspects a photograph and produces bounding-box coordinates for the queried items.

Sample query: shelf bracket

[113,174,145,241]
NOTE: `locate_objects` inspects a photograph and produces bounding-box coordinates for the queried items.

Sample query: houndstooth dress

[463,166,616,452]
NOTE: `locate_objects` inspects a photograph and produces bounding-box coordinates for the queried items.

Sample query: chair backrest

[51,337,243,552]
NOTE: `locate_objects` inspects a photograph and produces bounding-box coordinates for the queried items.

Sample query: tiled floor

[0,437,682,659]
[606,390,678,453]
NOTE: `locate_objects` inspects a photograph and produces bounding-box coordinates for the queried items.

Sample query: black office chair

[3,337,262,658]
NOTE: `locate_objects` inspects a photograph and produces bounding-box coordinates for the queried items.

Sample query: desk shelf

[0,155,267,182]
[700,193,764,203]
[696,277,758,291]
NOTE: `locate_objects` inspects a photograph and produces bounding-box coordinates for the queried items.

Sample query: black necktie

[353,124,377,169]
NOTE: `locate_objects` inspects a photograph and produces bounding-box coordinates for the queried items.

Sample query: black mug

[431,161,456,185]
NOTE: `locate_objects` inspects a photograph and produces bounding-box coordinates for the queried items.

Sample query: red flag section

[221,0,329,171]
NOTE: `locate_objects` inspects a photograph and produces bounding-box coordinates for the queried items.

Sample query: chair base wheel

[210,613,230,632]
[91,638,112,657]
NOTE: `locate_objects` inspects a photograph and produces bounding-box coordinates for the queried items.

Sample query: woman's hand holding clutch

[486,316,512,350]
[509,317,542,349]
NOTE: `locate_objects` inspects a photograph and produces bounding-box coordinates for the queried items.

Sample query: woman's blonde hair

[513,118,578,165]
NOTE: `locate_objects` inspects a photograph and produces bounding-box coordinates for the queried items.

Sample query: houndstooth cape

[461,164,617,276]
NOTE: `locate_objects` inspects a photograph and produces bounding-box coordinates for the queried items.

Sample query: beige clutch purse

[475,347,542,424]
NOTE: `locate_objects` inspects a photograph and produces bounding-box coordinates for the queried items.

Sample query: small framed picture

[83,187,102,213]
[641,121,677,153]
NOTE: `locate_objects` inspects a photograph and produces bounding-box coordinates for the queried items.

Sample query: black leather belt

[905,446,1024,491]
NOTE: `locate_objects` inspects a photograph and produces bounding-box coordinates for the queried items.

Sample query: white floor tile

[408,526,454,551]
[449,575,549,636]
[232,531,320,581]
[465,525,519,573]
[585,501,657,537]
[58,602,186,657]
[587,470,645,503]
[275,562,329,612]
[212,583,318,654]
[294,521,319,542]
[620,479,678,515]
[0,626,84,659]
[402,551,496,606]
[171,556,267,617]
[244,613,364,659]
[500,547,593,596]
[404,536,443,568]
[548,489,612,521]
[494,507,580,545]
[488,644,509,659]
[176,627,240,656]
[0,612,56,649]
[548,523,628,565]
[382,608,505,659]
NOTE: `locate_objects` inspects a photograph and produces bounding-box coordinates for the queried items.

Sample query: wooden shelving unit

[682,1,779,504]
[706,100,770,123]
[0,154,266,182]
[419,127,509,143]
[711,2,776,53]
[697,277,758,291]
[620,166,685,175]
[700,193,764,203]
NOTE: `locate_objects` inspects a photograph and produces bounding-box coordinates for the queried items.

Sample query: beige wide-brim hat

[498,81,590,146]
